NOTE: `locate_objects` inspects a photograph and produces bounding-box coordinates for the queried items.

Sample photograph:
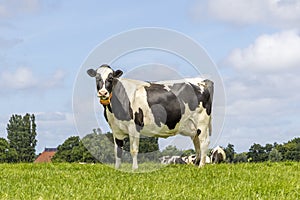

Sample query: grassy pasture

[0,162,299,200]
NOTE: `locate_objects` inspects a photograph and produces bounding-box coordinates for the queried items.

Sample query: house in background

[34,148,57,163]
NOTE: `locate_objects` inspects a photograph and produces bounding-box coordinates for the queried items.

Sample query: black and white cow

[159,156,186,165]
[211,146,226,164]
[182,154,211,165]
[87,64,214,170]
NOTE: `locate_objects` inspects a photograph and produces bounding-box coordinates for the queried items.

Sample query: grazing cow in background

[159,156,186,164]
[211,146,226,164]
[183,154,211,165]
[183,154,197,164]
[87,64,214,170]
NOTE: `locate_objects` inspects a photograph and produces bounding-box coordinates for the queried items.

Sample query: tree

[0,138,9,162]
[52,136,84,162]
[265,143,273,158]
[181,149,196,157]
[102,131,160,162]
[279,137,300,161]
[233,152,248,163]
[138,136,159,153]
[0,137,18,163]
[6,113,37,162]
[52,132,116,163]
[224,143,235,163]
[248,143,267,162]
[81,130,114,163]
[268,148,282,162]
[160,145,182,156]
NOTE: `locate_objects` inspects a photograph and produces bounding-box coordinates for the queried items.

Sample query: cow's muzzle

[99,93,112,106]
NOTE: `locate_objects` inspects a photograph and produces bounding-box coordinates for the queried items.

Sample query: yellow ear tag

[100,93,112,106]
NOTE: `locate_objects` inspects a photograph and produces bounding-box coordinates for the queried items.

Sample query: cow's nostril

[98,90,108,96]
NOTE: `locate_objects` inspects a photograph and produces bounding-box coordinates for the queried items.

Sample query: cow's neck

[108,79,133,121]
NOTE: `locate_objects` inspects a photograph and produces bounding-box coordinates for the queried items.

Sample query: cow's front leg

[129,133,140,170]
[114,138,123,169]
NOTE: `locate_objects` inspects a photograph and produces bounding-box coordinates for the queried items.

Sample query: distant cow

[87,64,214,170]
[211,146,226,164]
[159,156,186,164]
[183,154,211,165]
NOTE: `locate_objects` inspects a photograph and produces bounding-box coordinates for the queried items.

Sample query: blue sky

[0,0,299,153]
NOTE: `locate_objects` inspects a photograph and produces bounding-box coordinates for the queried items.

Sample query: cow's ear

[87,69,97,77]
[113,70,123,78]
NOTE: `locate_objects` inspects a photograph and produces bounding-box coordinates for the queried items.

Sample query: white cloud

[43,69,65,88]
[0,67,65,91]
[226,30,300,72]
[192,0,300,28]
[220,66,300,152]
[208,0,267,24]
[36,112,66,121]
[35,112,76,153]
[0,67,37,90]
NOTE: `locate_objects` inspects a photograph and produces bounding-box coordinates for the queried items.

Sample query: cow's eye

[107,77,113,82]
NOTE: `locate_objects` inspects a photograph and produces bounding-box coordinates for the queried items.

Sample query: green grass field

[0,162,299,200]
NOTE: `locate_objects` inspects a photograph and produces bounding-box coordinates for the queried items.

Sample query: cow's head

[87,64,123,105]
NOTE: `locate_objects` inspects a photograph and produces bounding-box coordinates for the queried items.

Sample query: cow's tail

[208,116,212,136]
[204,79,214,136]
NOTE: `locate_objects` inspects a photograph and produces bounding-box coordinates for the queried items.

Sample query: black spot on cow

[115,138,124,159]
[144,83,181,130]
[190,80,214,115]
[103,105,108,122]
[169,83,198,112]
[104,72,114,93]
[175,157,187,164]
[194,157,200,166]
[110,79,133,121]
[197,129,201,136]
[95,74,104,91]
[134,108,144,132]
[211,152,224,164]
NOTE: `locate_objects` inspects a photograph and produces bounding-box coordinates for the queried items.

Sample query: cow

[87,64,214,170]
[182,154,211,165]
[159,156,186,164]
[210,146,226,164]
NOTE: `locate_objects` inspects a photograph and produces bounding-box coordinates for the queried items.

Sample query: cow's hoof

[199,163,205,168]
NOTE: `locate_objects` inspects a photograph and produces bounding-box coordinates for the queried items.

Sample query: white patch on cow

[206,156,211,164]
[96,67,113,96]
[159,156,184,164]
[96,67,113,80]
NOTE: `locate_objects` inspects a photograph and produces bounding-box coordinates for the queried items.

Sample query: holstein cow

[159,156,186,165]
[183,154,211,165]
[87,64,214,170]
[211,146,226,164]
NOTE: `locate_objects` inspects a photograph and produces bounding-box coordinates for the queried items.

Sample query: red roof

[34,148,57,163]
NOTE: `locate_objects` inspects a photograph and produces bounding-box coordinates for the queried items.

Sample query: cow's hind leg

[198,126,210,167]
[114,138,123,169]
[192,134,200,166]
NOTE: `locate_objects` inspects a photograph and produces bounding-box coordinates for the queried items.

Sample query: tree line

[52,134,300,163]
[52,129,160,163]
[0,113,299,163]
[222,138,300,163]
[0,113,37,163]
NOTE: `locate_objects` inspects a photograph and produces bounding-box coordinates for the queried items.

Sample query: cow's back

[107,78,213,139]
